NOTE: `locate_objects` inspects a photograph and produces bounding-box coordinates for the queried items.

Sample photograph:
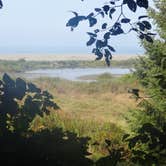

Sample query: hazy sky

[0,0,154,54]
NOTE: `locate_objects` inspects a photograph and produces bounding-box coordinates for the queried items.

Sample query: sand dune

[0,54,141,61]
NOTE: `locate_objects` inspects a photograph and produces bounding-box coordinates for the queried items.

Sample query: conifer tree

[126,1,166,165]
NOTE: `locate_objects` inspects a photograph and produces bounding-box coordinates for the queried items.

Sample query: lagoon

[23,68,132,82]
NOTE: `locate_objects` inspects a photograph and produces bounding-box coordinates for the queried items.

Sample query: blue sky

[0,0,153,54]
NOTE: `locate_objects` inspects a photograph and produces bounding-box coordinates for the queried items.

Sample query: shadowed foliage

[0,74,130,166]
[124,1,166,165]
[0,128,93,166]
[124,123,166,165]
[0,74,93,165]
[0,73,59,134]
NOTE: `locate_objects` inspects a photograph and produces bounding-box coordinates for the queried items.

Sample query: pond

[22,68,132,82]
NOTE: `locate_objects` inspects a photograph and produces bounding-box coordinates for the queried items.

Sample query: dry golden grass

[34,75,138,130]
[54,92,136,128]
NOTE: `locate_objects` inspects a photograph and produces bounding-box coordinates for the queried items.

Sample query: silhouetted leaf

[70,11,78,17]
[123,0,127,4]
[138,15,148,20]
[110,1,115,5]
[139,34,144,39]
[126,0,137,12]
[96,40,107,48]
[137,0,149,9]
[87,32,97,37]
[28,83,41,93]
[110,24,124,35]
[147,32,156,36]
[121,18,131,23]
[131,28,139,32]
[105,49,111,57]
[87,12,94,18]
[109,8,116,19]
[145,35,153,43]
[104,49,112,66]
[66,14,86,30]
[142,21,152,30]
[86,37,96,46]
[94,29,100,33]
[104,32,111,40]
[15,78,26,99]
[0,0,3,9]
[88,17,97,27]
[103,5,110,15]
[107,45,115,52]
[102,23,107,29]
[95,8,101,12]
[3,73,15,88]
[100,11,105,18]
[137,22,145,31]
[94,49,103,60]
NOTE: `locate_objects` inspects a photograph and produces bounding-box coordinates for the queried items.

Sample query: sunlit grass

[34,74,140,129]
[30,73,141,161]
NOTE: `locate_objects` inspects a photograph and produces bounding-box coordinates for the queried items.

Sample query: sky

[0,0,154,55]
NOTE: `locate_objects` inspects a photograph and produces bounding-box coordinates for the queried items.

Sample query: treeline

[0,58,136,73]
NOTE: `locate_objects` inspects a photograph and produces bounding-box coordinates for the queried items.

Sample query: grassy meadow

[34,74,138,126]
[28,73,142,161]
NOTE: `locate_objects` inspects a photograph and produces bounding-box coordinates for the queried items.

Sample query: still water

[23,68,132,82]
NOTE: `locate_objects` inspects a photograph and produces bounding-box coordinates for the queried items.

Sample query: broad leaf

[137,0,148,9]
[86,37,96,46]
[126,0,137,12]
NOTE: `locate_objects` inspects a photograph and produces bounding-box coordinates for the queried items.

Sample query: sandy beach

[0,54,141,61]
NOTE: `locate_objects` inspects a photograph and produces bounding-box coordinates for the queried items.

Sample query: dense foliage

[124,1,166,165]
[0,73,59,134]
[0,74,137,165]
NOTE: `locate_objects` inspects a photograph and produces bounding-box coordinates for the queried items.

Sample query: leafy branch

[66,0,155,66]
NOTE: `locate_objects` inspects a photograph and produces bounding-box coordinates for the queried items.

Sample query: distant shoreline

[0,54,143,61]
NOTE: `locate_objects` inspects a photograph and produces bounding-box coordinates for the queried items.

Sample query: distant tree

[67,0,153,65]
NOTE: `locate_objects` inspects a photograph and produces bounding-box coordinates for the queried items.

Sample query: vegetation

[34,74,139,126]
[0,59,136,73]
[123,1,166,165]
[67,0,153,65]
[1,0,166,165]
[0,73,140,165]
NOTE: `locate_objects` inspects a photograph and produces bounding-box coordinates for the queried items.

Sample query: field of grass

[34,74,139,127]
[28,74,142,161]
[0,70,143,164]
